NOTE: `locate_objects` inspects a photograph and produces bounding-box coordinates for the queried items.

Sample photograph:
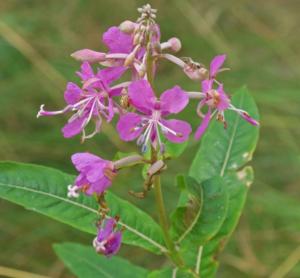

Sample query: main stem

[153,174,184,267]
[145,25,184,268]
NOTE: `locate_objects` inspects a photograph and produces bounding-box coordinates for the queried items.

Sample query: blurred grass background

[0,0,299,277]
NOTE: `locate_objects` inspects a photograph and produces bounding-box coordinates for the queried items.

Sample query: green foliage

[164,140,189,159]
[53,242,149,278]
[0,162,166,254]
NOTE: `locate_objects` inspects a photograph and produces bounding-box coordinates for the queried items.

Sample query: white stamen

[37,104,72,118]
[157,121,178,136]
[93,237,106,253]
[67,185,80,198]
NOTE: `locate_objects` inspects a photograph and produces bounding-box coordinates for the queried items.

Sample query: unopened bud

[124,52,136,67]
[133,33,142,45]
[119,20,136,34]
[147,160,166,176]
[71,49,106,63]
[168,37,181,52]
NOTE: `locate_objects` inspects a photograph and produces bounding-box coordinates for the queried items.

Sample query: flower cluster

[37,4,259,257]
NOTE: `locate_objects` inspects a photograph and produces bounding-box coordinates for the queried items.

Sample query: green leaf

[189,87,259,182]
[164,140,189,158]
[171,176,203,241]
[174,177,228,246]
[53,242,148,278]
[183,87,259,275]
[185,167,253,276]
[0,161,167,254]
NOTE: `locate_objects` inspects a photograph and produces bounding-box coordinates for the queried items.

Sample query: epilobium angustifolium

[37,3,259,266]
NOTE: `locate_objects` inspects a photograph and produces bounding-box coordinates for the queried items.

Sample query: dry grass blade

[0,265,50,278]
[270,245,300,278]
[0,20,66,93]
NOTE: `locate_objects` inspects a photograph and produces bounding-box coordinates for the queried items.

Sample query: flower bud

[147,160,166,176]
[71,49,106,63]
[119,20,136,34]
[124,52,136,67]
[168,37,181,52]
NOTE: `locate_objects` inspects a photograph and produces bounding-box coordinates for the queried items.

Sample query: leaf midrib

[220,93,245,177]
[0,182,168,253]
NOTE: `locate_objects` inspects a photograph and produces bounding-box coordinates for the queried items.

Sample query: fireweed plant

[0,4,260,278]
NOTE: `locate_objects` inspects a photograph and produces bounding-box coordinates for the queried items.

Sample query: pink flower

[195,80,259,139]
[37,62,126,141]
[67,152,115,197]
[93,218,122,257]
[117,80,191,152]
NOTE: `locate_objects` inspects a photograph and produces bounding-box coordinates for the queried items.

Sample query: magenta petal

[195,109,211,140]
[77,62,94,81]
[160,86,189,115]
[86,163,107,183]
[107,98,114,122]
[97,219,115,241]
[128,80,156,114]
[109,87,122,97]
[102,26,133,54]
[75,173,89,188]
[161,119,192,143]
[97,66,127,85]
[202,79,213,93]
[240,112,259,126]
[117,112,143,141]
[105,231,122,256]
[64,82,82,105]
[71,152,103,172]
[216,84,230,111]
[62,115,87,138]
[210,54,226,78]
[88,176,111,195]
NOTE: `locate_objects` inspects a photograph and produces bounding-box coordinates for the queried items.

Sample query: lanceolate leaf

[0,162,167,254]
[189,87,259,182]
[53,242,149,278]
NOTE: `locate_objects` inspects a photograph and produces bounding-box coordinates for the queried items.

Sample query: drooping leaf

[182,87,259,275]
[171,176,203,241]
[183,167,253,275]
[53,242,149,278]
[174,177,228,246]
[0,162,167,254]
[189,87,259,182]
